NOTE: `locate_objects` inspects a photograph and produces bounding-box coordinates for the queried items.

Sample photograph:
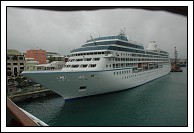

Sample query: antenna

[90,35,97,45]
[123,27,126,34]
[174,47,177,65]
[119,28,126,36]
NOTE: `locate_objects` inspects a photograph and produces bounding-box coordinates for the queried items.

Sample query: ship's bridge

[70,34,144,54]
[86,35,128,43]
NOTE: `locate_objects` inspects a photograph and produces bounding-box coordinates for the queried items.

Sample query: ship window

[71,65,79,68]
[80,64,87,68]
[116,58,120,61]
[89,64,96,68]
[121,63,125,68]
[66,65,71,68]
[79,86,87,91]
[93,58,100,61]
[76,59,83,61]
[116,64,119,68]
[84,58,92,61]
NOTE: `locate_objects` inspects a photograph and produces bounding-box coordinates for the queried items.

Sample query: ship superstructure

[22,31,171,100]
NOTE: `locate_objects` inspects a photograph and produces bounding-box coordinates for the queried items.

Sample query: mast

[90,35,97,45]
[174,46,178,65]
[174,47,177,65]
[119,28,126,36]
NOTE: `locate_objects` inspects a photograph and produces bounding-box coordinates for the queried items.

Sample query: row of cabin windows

[106,63,165,69]
[120,69,161,80]
[68,58,100,62]
[109,58,169,62]
[131,53,168,58]
[70,49,168,59]
[71,44,168,57]
[82,41,144,50]
[113,65,163,77]
[106,63,138,68]
[70,51,111,57]
[146,51,168,56]
[113,70,131,75]
[116,52,168,58]
[83,41,143,50]
[115,52,168,58]
[65,64,97,68]
[71,51,168,58]
[86,35,128,43]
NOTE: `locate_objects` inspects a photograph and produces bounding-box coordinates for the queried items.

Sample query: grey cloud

[7,7,187,59]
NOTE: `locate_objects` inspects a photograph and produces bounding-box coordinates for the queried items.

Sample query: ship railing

[7,98,47,126]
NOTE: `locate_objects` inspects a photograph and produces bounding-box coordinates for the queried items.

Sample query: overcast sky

[7,7,187,59]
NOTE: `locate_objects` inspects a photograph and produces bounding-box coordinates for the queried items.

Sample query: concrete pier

[8,88,59,103]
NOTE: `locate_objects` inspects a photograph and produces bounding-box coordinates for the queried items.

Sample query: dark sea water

[16,67,188,126]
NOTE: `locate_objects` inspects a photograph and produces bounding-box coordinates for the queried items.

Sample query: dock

[8,89,57,102]
[7,85,59,103]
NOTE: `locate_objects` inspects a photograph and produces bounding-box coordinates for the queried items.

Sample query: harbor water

[16,67,187,126]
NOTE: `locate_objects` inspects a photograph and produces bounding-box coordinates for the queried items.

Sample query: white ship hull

[22,65,171,100]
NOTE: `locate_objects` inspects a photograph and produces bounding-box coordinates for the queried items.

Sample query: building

[25,49,46,64]
[7,49,25,80]
[25,58,39,71]
[7,49,21,55]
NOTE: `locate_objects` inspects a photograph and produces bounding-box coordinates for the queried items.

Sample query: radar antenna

[119,28,126,36]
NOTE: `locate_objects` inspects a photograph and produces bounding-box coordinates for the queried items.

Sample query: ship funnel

[147,41,157,50]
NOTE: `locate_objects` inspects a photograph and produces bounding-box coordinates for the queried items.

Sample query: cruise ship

[22,31,171,100]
